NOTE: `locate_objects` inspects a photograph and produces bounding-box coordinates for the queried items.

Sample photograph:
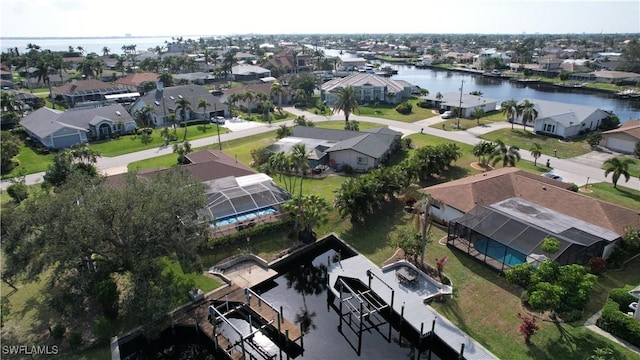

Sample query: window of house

[357,157,368,165]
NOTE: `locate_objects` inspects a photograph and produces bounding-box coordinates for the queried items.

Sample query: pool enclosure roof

[453,197,620,260]
[200,174,291,220]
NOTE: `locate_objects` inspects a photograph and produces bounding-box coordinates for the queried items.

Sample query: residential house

[221,82,291,110]
[515,98,610,138]
[103,149,291,236]
[1,69,15,89]
[338,57,368,71]
[115,72,159,93]
[472,49,511,69]
[20,103,136,149]
[261,48,313,74]
[230,65,272,82]
[419,93,497,118]
[601,120,640,154]
[420,167,640,270]
[130,84,228,126]
[173,72,217,86]
[592,70,640,85]
[52,79,128,108]
[266,126,402,171]
[320,73,413,106]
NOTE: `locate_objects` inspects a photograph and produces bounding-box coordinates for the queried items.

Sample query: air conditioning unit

[115,111,121,116]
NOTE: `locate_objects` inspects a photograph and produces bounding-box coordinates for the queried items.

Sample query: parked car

[541,172,563,181]
[211,116,225,125]
[441,111,454,119]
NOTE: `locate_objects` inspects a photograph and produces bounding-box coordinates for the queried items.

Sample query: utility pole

[457,80,464,129]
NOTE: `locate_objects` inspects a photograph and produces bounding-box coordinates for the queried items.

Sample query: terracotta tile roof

[53,79,117,94]
[115,72,159,87]
[603,119,640,140]
[420,167,640,235]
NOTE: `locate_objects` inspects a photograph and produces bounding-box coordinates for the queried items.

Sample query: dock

[173,284,302,360]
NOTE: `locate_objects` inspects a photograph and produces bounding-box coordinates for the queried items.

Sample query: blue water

[474,238,527,267]
[211,207,277,228]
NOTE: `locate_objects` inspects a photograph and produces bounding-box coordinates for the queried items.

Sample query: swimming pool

[473,238,527,267]
[211,207,278,228]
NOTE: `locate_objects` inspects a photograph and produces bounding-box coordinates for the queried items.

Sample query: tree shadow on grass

[433,295,470,334]
[525,324,631,360]
[616,187,640,204]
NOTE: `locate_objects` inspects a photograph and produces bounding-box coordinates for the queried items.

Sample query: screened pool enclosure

[200,174,292,230]
[446,198,620,272]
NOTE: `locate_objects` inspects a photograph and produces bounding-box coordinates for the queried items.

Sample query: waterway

[322,48,640,123]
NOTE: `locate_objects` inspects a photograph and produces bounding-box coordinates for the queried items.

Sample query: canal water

[119,239,452,359]
[322,48,640,123]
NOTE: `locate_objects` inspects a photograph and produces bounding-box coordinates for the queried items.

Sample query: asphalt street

[2,107,639,191]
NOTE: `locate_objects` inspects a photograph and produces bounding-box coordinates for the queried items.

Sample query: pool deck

[327,254,499,360]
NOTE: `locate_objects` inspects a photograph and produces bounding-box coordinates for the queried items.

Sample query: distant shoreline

[0,35,202,40]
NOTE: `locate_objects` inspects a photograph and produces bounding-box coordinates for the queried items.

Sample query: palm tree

[519,99,538,130]
[270,82,286,108]
[332,86,359,123]
[243,90,256,114]
[174,97,192,141]
[472,107,485,125]
[157,72,173,87]
[472,141,496,166]
[489,140,521,167]
[529,143,543,166]
[603,157,633,188]
[197,98,211,121]
[282,194,331,243]
[501,99,519,130]
[290,143,310,199]
[102,47,110,57]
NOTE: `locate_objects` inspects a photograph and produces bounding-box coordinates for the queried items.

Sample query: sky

[0,0,639,38]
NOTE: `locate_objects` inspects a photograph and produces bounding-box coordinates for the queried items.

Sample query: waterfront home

[472,48,511,69]
[419,93,497,118]
[420,168,639,271]
[514,98,609,138]
[20,103,136,149]
[600,119,640,154]
[320,73,412,106]
[338,57,368,71]
[130,84,227,126]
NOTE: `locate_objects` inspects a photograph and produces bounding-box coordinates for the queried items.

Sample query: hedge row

[206,217,295,249]
[596,300,640,347]
[608,285,637,312]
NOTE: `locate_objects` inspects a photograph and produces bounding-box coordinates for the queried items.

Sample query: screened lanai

[447,197,620,272]
[201,174,291,229]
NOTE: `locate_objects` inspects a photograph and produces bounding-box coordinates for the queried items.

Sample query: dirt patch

[470,162,493,171]
[578,187,593,193]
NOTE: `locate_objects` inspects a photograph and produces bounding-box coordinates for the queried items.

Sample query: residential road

[2,108,639,191]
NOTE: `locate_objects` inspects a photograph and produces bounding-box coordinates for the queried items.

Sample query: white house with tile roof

[320,73,413,106]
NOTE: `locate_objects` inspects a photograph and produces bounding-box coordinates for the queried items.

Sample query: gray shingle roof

[137,84,227,117]
[290,126,401,159]
[321,73,407,93]
[521,98,608,124]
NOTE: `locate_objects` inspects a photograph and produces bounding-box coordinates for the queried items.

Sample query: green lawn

[429,111,504,131]
[356,98,438,123]
[579,182,640,211]
[2,144,56,179]
[480,128,593,159]
[90,124,230,157]
[599,157,640,179]
[314,120,388,131]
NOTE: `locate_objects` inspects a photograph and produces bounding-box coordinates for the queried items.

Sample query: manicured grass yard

[356,98,438,123]
[480,128,592,159]
[2,144,56,179]
[579,182,640,211]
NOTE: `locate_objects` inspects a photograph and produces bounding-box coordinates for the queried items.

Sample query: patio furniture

[396,267,418,286]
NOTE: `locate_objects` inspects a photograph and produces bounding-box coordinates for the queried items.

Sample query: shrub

[6,182,28,203]
[505,262,535,288]
[597,300,640,347]
[341,164,354,174]
[569,183,579,192]
[394,101,412,115]
[92,316,119,344]
[608,285,636,312]
[588,257,607,275]
[517,313,539,344]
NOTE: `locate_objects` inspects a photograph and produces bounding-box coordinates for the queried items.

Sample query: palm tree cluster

[398,143,462,183]
[501,99,538,130]
[333,167,405,224]
[261,144,310,196]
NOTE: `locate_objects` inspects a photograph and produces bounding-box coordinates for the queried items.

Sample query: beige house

[601,120,640,154]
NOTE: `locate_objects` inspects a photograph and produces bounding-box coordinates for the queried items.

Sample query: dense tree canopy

[1,168,208,336]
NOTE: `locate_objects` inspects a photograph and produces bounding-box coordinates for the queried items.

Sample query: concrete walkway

[2,108,639,190]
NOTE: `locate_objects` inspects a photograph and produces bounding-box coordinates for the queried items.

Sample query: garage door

[53,134,82,149]
[605,137,636,153]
